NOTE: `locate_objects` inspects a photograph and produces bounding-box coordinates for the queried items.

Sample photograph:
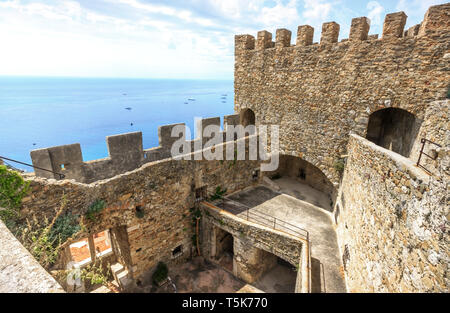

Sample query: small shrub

[19,215,61,269]
[80,260,111,286]
[333,159,345,175]
[152,262,168,285]
[85,199,105,221]
[49,212,81,243]
[209,186,227,201]
[447,85,450,99]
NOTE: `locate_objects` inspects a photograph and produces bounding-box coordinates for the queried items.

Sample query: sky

[0,0,447,79]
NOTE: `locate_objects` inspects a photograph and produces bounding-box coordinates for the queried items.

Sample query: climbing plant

[190,206,202,256]
[0,165,30,229]
[19,197,82,270]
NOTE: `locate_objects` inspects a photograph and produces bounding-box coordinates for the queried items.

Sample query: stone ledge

[0,220,64,293]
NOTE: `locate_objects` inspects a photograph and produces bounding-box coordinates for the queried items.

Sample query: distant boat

[125,107,132,110]
[221,94,227,96]
[130,122,133,126]
[222,101,226,103]
[184,102,188,104]
[221,96,227,99]
[123,93,127,96]
[188,98,195,101]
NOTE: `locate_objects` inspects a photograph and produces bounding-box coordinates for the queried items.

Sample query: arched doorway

[366,108,419,157]
[240,108,256,127]
[269,155,336,212]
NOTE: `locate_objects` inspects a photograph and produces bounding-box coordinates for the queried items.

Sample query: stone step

[110,262,132,291]
[90,285,113,293]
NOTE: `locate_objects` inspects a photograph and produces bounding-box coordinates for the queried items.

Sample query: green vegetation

[19,198,81,269]
[333,158,346,176]
[17,197,81,270]
[447,85,450,99]
[0,165,30,229]
[152,261,168,285]
[190,207,202,255]
[49,212,81,243]
[80,260,111,286]
[85,199,106,221]
[209,186,227,201]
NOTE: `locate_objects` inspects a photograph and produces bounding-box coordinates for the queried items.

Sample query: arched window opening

[366,108,419,158]
[240,108,256,127]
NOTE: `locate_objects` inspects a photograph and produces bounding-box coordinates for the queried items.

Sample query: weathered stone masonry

[2,3,449,293]
[20,137,261,280]
[234,3,450,185]
[30,114,241,184]
[335,133,449,292]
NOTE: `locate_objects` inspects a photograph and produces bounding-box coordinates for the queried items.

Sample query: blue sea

[0,77,234,171]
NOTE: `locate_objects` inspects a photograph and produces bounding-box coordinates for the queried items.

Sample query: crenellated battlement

[30,113,250,183]
[234,3,450,185]
[235,3,450,55]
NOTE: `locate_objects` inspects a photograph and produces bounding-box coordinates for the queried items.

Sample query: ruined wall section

[334,134,449,292]
[200,202,306,292]
[234,3,450,185]
[20,138,261,280]
[30,114,242,184]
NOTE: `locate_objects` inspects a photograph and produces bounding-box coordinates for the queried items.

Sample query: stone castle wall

[234,3,450,185]
[200,202,307,292]
[334,133,449,292]
[20,137,261,280]
[30,114,241,184]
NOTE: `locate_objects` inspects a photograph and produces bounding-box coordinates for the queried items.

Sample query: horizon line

[0,74,234,81]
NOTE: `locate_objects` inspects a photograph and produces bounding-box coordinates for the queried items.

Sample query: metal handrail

[416,138,441,175]
[207,198,313,293]
[222,196,310,241]
[0,156,65,179]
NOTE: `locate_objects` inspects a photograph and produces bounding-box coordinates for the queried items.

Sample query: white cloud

[302,0,332,23]
[367,1,384,26]
[113,0,218,28]
[0,0,82,22]
[260,0,300,27]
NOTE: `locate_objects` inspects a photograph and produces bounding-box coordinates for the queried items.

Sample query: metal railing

[219,196,313,293]
[0,155,65,179]
[222,197,309,241]
[416,138,441,175]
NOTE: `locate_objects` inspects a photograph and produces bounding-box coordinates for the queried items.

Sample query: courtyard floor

[218,177,347,293]
[156,258,246,293]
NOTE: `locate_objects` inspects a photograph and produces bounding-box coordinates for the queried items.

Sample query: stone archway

[268,154,337,212]
[366,108,420,158]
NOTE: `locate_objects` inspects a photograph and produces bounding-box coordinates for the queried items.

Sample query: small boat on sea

[125,107,132,110]
[188,98,195,101]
